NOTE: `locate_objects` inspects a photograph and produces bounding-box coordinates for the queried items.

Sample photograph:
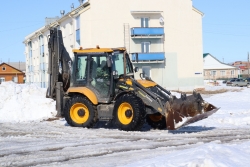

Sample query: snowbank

[0,82,56,123]
[121,141,250,167]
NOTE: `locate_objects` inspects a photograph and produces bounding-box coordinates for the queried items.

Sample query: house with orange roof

[0,63,25,84]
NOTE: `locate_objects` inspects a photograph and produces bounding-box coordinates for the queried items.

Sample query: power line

[0,23,43,33]
[1,21,43,23]
[204,31,250,37]
[203,23,250,27]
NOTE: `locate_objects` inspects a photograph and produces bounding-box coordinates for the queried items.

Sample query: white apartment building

[24,0,204,91]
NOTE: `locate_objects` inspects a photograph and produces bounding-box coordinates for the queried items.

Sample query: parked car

[222,80,227,83]
[232,78,250,87]
[223,78,237,84]
[226,79,237,86]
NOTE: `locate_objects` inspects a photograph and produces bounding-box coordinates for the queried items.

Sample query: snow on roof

[203,53,237,70]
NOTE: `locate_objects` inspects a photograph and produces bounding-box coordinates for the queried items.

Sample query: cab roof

[72,47,126,53]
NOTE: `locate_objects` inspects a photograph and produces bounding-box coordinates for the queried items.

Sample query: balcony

[131,27,164,38]
[131,52,165,63]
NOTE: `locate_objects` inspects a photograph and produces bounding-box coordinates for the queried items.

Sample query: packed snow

[0,81,250,167]
[0,82,56,122]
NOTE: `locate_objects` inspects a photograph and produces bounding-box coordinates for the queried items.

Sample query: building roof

[203,53,237,70]
[7,62,26,72]
[192,6,204,16]
[0,62,25,74]
[23,2,90,43]
[203,53,210,58]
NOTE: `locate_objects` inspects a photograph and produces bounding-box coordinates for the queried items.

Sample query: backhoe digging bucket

[165,91,219,130]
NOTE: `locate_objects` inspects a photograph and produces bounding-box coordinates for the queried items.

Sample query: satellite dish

[159,17,164,25]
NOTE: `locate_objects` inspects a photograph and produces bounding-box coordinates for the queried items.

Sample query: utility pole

[248,52,250,77]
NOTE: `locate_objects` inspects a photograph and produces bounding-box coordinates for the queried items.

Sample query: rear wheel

[64,95,98,128]
[146,113,166,130]
[114,94,145,131]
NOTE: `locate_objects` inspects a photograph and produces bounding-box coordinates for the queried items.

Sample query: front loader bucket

[165,92,219,130]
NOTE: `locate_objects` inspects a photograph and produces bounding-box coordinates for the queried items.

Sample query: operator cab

[70,47,135,103]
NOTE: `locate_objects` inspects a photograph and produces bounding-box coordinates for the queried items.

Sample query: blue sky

[0,0,80,63]
[0,1,249,63]
[193,0,250,63]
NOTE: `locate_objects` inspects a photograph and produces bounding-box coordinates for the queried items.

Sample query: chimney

[60,10,65,16]
[71,3,74,11]
[79,0,83,5]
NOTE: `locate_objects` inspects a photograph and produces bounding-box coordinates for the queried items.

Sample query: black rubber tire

[64,95,98,128]
[114,94,146,131]
[146,113,166,130]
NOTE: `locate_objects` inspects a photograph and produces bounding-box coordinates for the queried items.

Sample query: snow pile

[0,81,56,122]
[121,141,250,167]
[193,86,250,128]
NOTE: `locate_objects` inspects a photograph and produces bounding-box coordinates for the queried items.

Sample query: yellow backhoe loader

[46,28,219,131]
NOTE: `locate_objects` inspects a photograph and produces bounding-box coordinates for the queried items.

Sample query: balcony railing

[131,52,165,63]
[131,27,164,37]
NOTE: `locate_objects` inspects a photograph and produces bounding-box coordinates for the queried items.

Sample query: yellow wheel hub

[70,103,89,124]
[149,114,163,122]
[118,102,133,125]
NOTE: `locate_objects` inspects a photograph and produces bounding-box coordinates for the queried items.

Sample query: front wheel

[64,95,98,128]
[114,94,146,131]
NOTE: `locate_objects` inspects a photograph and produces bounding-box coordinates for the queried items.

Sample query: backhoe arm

[46,28,72,99]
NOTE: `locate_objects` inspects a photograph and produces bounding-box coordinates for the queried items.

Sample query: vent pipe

[71,3,74,11]
[60,10,65,16]
[79,0,83,5]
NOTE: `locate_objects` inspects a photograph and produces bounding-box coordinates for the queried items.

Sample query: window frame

[220,70,225,76]
[0,77,5,82]
[211,70,216,76]
[75,16,81,46]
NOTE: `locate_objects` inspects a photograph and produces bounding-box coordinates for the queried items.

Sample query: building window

[29,65,33,72]
[0,77,5,83]
[2,67,6,71]
[142,66,151,78]
[12,76,18,83]
[69,22,73,34]
[211,71,216,76]
[141,42,150,53]
[231,70,234,75]
[28,41,32,57]
[141,18,149,28]
[75,16,81,46]
[39,35,44,57]
[62,25,66,38]
[220,71,225,76]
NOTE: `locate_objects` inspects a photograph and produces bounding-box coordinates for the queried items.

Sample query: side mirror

[107,56,112,67]
[134,67,139,73]
[113,70,119,79]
